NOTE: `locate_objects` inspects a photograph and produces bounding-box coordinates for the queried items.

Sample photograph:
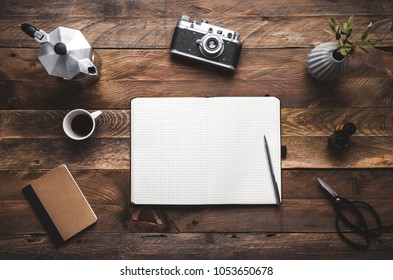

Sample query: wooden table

[1,0,393,259]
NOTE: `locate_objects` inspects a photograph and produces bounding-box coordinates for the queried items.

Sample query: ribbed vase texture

[307,42,349,82]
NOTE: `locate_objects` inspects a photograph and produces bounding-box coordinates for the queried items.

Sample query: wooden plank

[2,108,393,139]
[1,16,391,48]
[3,77,392,109]
[0,232,392,259]
[283,136,393,168]
[0,202,120,234]
[0,201,172,235]
[1,168,392,234]
[0,169,172,234]
[0,110,130,139]
[2,169,393,202]
[0,137,392,170]
[1,48,392,109]
[1,199,392,234]
[281,108,393,137]
[0,138,130,170]
[2,0,393,17]
[180,0,371,18]
[165,200,393,233]
[282,169,393,200]
[0,170,131,202]
[2,48,392,83]
[0,0,167,18]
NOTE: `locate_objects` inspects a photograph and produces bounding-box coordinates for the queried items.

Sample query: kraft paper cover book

[131,97,281,205]
[23,164,97,243]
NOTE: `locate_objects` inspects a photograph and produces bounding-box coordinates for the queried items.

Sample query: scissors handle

[334,197,382,249]
[351,201,382,237]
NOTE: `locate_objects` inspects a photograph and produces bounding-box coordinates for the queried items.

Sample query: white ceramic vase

[306,42,349,82]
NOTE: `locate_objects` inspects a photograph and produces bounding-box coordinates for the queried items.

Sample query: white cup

[63,109,102,140]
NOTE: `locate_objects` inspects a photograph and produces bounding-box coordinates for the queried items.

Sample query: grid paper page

[131,97,281,205]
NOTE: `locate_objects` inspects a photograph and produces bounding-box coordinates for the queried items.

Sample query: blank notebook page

[131,97,281,205]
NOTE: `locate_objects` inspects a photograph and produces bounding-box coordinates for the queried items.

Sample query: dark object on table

[317,177,382,249]
[169,15,242,72]
[328,122,357,150]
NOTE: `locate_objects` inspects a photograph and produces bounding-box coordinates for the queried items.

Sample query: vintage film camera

[169,15,242,71]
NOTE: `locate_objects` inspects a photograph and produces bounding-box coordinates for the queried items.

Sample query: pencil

[264,135,281,205]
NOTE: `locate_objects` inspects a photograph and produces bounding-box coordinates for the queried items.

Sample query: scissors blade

[317,177,338,198]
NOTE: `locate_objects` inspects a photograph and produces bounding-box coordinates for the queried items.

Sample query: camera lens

[198,34,224,58]
[207,38,219,50]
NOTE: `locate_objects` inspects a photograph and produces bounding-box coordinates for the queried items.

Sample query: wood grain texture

[281,108,393,137]
[0,138,129,170]
[1,16,391,48]
[283,136,393,168]
[1,169,393,202]
[1,48,392,109]
[0,232,392,260]
[2,108,393,138]
[0,201,172,235]
[166,200,393,233]
[2,169,393,203]
[0,0,168,17]
[2,48,392,83]
[1,169,392,235]
[0,110,130,138]
[2,0,393,17]
[1,0,393,260]
[3,77,393,109]
[1,199,392,234]
[1,137,392,170]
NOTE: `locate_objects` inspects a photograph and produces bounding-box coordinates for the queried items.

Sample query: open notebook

[131,97,281,205]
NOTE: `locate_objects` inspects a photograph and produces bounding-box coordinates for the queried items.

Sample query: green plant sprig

[324,15,381,57]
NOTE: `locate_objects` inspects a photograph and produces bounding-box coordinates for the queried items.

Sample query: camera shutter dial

[197,34,224,58]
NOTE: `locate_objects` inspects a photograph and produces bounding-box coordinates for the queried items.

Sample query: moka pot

[21,23,101,88]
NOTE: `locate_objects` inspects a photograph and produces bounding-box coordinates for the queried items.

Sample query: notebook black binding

[23,184,64,246]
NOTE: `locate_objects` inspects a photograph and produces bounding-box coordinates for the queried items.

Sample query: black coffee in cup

[71,114,93,136]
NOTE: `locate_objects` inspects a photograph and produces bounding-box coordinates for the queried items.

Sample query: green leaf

[359,45,369,53]
[343,22,348,31]
[328,18,337,32]
[346,28,352,38]
[347,15,353,29]
[338,39,344,47]
[339,48,347,56]
[344,42,354,48]
[324,29,335,36]
[361,29,371,40]
[361,22,373,40]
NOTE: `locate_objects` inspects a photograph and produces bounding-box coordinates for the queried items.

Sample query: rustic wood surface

[0,0,392,259]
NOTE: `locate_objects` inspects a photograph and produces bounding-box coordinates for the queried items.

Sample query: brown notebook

[23,164,97,244]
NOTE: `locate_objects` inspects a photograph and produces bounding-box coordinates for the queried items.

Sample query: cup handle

[91,110,102,120]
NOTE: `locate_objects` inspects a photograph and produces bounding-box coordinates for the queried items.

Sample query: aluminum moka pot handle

[21,23,39,38]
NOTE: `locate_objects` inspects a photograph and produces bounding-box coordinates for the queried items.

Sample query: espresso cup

[63,109,102,140]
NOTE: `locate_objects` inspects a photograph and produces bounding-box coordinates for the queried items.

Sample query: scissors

[317,177,383,249]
